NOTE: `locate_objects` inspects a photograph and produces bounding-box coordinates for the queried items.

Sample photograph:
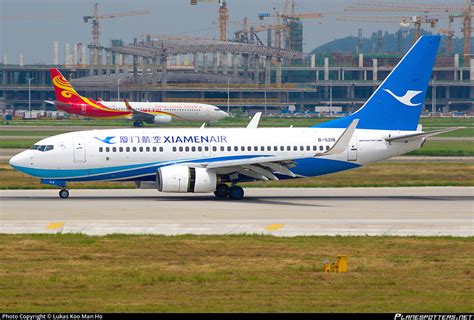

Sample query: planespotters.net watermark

[395,315,474,320]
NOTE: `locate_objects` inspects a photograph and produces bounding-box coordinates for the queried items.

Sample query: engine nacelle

[153,114,172,124]
[157,166,217,193]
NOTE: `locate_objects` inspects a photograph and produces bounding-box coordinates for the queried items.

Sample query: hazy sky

[0,0,466,64]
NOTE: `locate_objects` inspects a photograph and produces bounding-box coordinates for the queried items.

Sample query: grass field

[2,116,473,128]
[0,234,472,312]
[407,141,474,157]
[1,162,472,189]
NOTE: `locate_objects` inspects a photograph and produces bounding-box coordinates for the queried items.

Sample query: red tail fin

[49,68,83,104]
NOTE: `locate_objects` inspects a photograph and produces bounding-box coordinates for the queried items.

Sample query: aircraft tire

[214,184,229,198]
[59,189,69,199]
[228,186,244,200]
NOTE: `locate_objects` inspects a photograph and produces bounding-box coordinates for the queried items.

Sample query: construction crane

[258,1,324,51]
[83,3,149,65]
[190,0,228,41]
[345,1,472,65]
[338,16,413,53]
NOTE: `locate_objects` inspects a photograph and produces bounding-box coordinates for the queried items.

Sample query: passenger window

[132,147,137,152]
[173,147,177,152]
[287,146,291,151]
[126,147,130,152]
[254,146,258,151]
[313,146,317,151]
[159,147,164,152]
[280,146,284,151]
[267,146,271,151]
[112,147,117,152]
[106,147,110,152]
[212,146,217,152]
[227,146,231,151]
[247,146,251,151]
[300,146,304,151]
[179,146,183,152]
[152,147,157,152]
[293,146,297,151]
[326,146,330,151]
[99,147,103,152]
[204,146,209,151]
[274,146,278,151]
[186,146,190,152]
[191,146,196,152]
[306,146,310,151]
[260,146,265,151]
[241,146,245,151]
[119,147,123,152]
[139,147,143,152]
[198,146,202,152]
[220,146,225,152]
[234,146,238,151]
[319,146,323,151]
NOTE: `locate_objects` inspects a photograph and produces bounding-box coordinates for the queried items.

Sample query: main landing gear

[214,183,244,200]
[133,121,144,127]
[59,189,69,199]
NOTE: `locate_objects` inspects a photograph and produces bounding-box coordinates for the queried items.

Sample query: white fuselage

[9,127,424,183]
[99,101,228,122]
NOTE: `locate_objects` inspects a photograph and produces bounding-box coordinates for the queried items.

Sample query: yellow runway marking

[47,222,64,230]
[265,224,284,231]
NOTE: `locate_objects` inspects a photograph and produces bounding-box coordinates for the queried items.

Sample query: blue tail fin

[314,35,440,131]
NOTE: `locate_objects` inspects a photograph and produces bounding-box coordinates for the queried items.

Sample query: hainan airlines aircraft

[45,68,228,127]
[12,36,454,200]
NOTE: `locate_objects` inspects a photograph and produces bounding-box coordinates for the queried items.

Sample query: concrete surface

[1,187,472,237]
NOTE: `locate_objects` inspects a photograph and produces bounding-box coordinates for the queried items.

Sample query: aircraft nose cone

[218,111,229,120]
[9,152,28,168]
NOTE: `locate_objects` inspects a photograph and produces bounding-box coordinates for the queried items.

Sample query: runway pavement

[1,187,472,237]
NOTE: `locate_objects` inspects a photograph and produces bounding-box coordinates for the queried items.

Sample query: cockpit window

[214,108,221,111]
[30,144,54,152]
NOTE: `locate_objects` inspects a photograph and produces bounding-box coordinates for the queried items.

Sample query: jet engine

[157,166,217,193]
[153,114,172,124]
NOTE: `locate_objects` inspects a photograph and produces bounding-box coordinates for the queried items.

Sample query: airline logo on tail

[383,89,423,107]
[52,74,81,100]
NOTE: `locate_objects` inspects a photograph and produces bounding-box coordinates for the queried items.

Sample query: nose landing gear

[59,189,69,199]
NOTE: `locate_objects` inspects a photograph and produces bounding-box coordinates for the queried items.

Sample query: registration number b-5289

[318,137,336,143]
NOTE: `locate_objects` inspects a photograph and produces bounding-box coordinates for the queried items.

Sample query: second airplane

[46,68,229,127]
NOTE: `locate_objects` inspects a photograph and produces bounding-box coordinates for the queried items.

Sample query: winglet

[200,123,206,129]
[322,119,359,156]
[247,112,262,129]
[124,98,133,111]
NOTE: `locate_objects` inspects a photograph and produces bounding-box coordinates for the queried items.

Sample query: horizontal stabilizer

[44,100,73,108]
[385,127,464,142]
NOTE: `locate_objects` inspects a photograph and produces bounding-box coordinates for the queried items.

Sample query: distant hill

[311,29,472,56]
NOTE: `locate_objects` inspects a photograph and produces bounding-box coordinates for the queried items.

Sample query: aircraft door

[347,136,358,161]
[73,137,86,163]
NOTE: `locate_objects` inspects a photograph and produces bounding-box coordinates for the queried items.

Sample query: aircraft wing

[184,119,358,181]
[124,99,155,122]
[385,127,463,142]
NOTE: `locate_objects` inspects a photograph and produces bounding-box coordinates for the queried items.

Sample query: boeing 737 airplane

[11,36,454,200]
[46,68,228,126]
